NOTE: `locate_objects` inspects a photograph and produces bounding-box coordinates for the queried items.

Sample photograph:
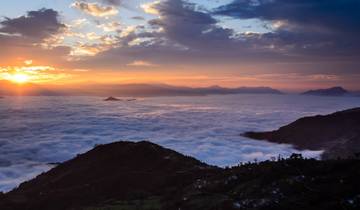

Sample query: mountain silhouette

[301,86,349,96]
[244,107,360,159]
[1,141,360,210]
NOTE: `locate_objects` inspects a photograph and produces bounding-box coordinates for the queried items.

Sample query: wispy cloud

[127,60,158,67]
[141,1,161,15]
[97,21,121,32]
[71,1,118,17]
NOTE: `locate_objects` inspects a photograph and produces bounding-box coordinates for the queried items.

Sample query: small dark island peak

[104,96,122,101]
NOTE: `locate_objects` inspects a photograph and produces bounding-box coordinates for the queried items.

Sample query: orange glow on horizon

[9,73,30,84]
[0,60,351,91]
[0,61,72,85]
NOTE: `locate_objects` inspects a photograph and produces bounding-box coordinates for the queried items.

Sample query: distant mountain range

[0,81,282,96]
[97,84,283,97]
[2,80,359,97]
[244,107,360,159]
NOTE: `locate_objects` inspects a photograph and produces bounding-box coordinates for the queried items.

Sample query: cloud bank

[1,94,360,192]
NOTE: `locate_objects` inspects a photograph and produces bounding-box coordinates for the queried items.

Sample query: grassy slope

[85,158,360,210]
[1,142,359,210]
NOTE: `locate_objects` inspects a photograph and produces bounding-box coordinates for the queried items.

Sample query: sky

[0,0,360,91]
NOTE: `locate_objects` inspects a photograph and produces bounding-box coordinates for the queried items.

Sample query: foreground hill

[0,141,215,210]
[1,141,360,210]
[244,108,360,159]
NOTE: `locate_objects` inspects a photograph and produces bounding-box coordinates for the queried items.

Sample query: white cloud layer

[1,94,360,192]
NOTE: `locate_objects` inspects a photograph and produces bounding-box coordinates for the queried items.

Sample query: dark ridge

[243,107,360,159]
[0,141,216,210]
[301,86,349,96]
[0,142,359,210]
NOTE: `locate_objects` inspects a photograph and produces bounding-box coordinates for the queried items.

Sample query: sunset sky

[1,0,359,91]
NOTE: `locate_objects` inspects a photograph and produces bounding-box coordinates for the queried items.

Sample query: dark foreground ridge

[244,107,360,159]
[0,141,215,210]
[1,141,360,210]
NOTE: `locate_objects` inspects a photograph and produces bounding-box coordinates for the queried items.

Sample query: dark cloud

[0,8,69,66]
[131,16,145,21]
[0,8,65,40]
[213,0,360,58]
[215,0,360,34]
[148,0,234,49]
[103,0,122,5]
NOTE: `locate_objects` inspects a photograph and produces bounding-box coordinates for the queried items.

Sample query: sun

[10,73,30,84]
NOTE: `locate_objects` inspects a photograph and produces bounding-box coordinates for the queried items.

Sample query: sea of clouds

[1,94,360,192]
